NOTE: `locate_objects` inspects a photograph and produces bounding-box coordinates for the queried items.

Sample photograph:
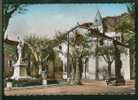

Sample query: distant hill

[103,13,130,32]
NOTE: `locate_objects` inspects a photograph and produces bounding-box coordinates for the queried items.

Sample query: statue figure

[10,36,32,80]
[16,36,24,65]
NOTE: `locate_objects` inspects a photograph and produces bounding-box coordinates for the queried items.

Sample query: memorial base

[6,82,12,89]
[11,64,31,80]
[63,72,67,79]
[42,80,47,86]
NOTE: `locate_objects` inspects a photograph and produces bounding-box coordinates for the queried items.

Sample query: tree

[98,45,114,79]
[24,35,63,78]
[98,43,126,79]
[3,4,27,33]
[115,3,135,79]
[127,3,135,19]
[69,32,83,84]
[24,36,50,76]
[127,3,135,79]
[4,42,17,78]
[69,30,94,84]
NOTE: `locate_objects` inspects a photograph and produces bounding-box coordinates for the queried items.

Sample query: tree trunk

[69,56,76,84]
[84,63,87,79]
[129,48,135,79]
[26,55,31,76]
[70,60,75,84]
[95,39,99,80]
[53,60,55,79]
[108,62,112,79]
[3,14,10,33]
[84,58,89,79]
[38,63,42,75]
[27,58,31,76]
[74,58,81,85]
[79,58,83,79]
[95,54,99,80]
[29,61,33,76]
[32,62,38,77]
[114,42,122,80]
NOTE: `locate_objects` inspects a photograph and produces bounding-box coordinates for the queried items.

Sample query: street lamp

[67,31,70,82]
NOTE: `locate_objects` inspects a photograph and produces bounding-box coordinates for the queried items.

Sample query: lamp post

[67,32,70,82]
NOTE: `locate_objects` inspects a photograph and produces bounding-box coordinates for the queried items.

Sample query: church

[58,10,134,81]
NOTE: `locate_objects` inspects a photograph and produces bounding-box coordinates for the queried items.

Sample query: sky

[5,4,128,41]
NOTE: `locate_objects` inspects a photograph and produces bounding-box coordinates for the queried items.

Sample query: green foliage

[54,32,67,44]
[24,34,65,76]
[98,44,127,64]
[24,35,50,62]
[127,3,135,18]
[70,30,94,59]
[4,43,16,55]
[3,4,27,33]
[98,45,114,63]
[115,4,135,47]
[4,4,27,15]
[11,79,42,87]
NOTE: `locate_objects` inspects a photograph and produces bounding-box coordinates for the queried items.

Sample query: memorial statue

[11,36,31,80]
[16,36,24,65]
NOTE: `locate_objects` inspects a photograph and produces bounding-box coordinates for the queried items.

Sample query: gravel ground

[4,80,135,96]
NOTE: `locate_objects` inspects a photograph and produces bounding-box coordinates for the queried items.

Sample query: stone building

[58,11,134,80]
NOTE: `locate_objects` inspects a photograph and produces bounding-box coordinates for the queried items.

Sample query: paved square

[4,80,135,96]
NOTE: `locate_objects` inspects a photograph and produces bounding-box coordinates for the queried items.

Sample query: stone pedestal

[42,80,47,86]
[63,72,67,79]
[11,64,31,80]
[67,77,71,82]
[6,82,12,89]
[41,71,48,86]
